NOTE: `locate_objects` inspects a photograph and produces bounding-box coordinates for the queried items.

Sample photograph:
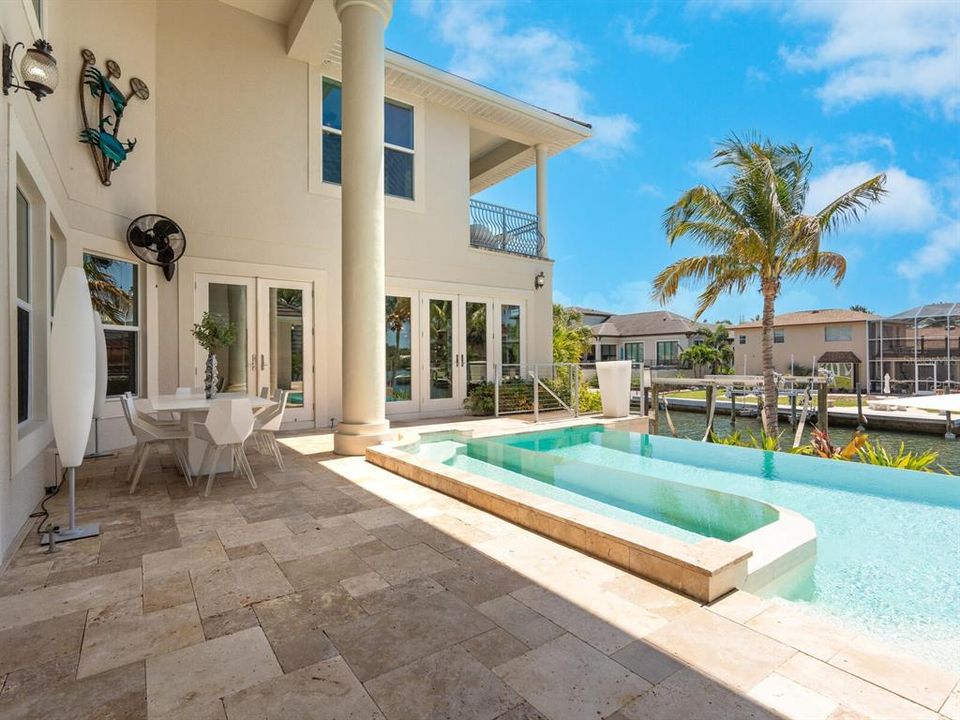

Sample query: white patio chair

[193,398,257,497]
[252,389,288,470]
[120,394,193,493]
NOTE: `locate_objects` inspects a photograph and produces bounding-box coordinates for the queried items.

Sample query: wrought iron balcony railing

[469,199,544,258]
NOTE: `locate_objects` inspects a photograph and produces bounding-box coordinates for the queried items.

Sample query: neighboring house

[867,303,959,394]
[0,0,590,559]
[731,309,878,389]
[569,306,615,327]
[576,310,712,368]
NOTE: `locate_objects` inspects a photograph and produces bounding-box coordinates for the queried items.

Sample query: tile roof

[730,309,879,330]
[589,310,710,338]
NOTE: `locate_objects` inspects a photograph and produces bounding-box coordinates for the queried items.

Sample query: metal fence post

[533,364,539,423]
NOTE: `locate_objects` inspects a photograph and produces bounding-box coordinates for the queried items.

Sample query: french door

[420,294,495,412]
[196,275,314,426]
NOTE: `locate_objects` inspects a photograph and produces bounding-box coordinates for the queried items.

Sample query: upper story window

[774,328,785,344]
[825,325,852,342]
[83,253,140,396]
[739,335,746,345]
[16,189,32,424]
[321,78,415,200]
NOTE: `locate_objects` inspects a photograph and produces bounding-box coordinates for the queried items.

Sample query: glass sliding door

[464,300,491,392]
[196,275,256,396]
[421,294,460,411]
[386,295,415,409]
[500,303,522,380]
[258,279,314,425]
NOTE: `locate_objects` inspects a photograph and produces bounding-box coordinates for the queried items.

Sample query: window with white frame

[16,189,31,424]
[321,78,415,199]
[774,328,785,344]
[83,253,140,396]
[825,325,852,342]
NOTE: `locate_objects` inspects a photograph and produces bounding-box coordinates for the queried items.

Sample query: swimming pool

[415,426,960,669]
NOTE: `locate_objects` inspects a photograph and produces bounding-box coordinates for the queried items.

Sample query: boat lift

[649,374,837,448]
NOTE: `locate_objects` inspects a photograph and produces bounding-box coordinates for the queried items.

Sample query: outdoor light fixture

[534,271,546,290]
[3,39,59,100]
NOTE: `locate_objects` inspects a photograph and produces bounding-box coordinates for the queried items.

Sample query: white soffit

[219,0,301,24]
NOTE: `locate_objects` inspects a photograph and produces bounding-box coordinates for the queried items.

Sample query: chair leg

[125,443,144,486]
[197,443,213,478]
[269,434,284,471]
[237,445,257,489]
[174,442,193,487]
[129,443,152,494]
[204,446,222,497]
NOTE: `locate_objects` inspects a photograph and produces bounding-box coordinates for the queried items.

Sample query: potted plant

[191,312,237,399]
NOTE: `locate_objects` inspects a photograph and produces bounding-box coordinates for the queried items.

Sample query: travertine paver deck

[0,418,955,720]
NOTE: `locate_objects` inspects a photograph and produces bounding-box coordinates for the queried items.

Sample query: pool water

[419,426,960,669]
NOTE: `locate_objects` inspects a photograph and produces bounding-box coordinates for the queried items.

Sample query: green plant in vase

[191,312,237,399]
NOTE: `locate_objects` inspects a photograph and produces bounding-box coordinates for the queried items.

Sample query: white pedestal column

[535,143,548,253]
[333,0,394,455]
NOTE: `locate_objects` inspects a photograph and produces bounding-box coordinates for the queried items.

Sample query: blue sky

[386,0,960,322]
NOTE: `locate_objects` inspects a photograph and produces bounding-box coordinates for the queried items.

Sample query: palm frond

[815,174,887,235]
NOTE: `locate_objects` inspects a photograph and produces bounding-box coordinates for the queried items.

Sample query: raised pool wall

[367,416,816,602]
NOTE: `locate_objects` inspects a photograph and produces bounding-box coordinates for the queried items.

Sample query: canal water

[655,410,960,474]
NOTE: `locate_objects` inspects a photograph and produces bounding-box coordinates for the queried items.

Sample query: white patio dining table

[144,392,276,475]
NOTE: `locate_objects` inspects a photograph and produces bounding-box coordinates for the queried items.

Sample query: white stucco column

[535,144,548,253]
[333,0,394,455]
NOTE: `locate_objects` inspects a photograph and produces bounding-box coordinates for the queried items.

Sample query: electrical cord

[31,466,65,535]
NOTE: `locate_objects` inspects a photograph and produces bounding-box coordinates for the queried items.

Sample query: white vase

[596,360,632,418]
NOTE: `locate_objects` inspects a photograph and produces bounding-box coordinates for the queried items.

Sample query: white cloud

[780,0,960,117]
[806,163,937,234]
[623,22,688,61]
[417,0,637,159]
[745,66,769,83]
[896,220,960,280]
[637,182,663,197]
[409,0,435,18]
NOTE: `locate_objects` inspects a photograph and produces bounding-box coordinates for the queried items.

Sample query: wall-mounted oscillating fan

[126,214,186,281]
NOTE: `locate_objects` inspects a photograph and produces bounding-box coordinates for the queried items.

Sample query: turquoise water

[418,426,960,669]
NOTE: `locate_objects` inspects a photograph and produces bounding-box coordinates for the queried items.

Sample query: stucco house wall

[732,322,871,387]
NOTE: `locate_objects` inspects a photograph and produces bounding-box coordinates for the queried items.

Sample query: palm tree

[652,135,886,437]
[83,254,133,324]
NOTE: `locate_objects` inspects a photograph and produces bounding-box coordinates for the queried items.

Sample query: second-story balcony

[469,199,545,258]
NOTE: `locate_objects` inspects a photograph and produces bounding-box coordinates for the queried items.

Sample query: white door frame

[194,274,257,394]
[420,292,461,412]
[256,278,315,426]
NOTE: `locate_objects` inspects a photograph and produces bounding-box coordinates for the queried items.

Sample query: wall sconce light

[3,39,59,101]
[534,271,546,290]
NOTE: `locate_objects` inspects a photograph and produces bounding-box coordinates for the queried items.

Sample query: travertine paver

[366,644,522,719]
[146,626,282,717]
[191,553,294,617]
[253,586,361,672]
[748,672,839,720]
[77,597,203,677]
[362,542,457,585]
[0,420,951,720]
[644,606,796,691]
[828,634,959,710]
[224,656,384,719]
[476,593,566,649]
[0,610,86,677]
[0,567,141,631]
[142,539,229,580]
[326,590,494,681]
[216,518,292,548]
[494,633,651,720]
[613,667,781,720]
